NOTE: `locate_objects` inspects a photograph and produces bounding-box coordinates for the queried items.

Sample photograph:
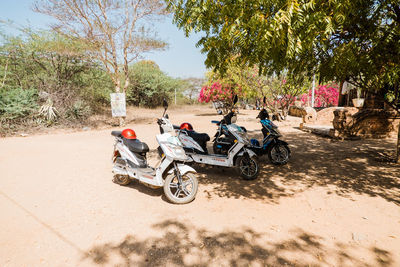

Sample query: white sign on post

[110,93,126,117]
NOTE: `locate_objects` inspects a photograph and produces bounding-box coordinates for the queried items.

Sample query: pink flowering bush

[301,84,339,107]
[198,82,244,111]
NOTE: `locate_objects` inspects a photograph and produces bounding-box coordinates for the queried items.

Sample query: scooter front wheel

[236,156,259,180]
[163,172,198,204]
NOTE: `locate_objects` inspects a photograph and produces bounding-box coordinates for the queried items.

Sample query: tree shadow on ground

[82,220,393,266]
[196,129,400,205]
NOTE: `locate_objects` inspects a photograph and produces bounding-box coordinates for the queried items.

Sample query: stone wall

[289,106,317,123]
[332,108,398,138]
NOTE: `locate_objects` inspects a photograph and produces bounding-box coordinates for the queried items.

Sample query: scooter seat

[186,131,210,143]
[123,138,149,153]
[111,131,122,137]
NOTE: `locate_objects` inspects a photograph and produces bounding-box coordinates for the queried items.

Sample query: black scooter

[249,108,291,165]
[212,100,290,165]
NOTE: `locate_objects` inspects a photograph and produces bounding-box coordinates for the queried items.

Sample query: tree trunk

[123,76,130,93]
[119,117,125,127]
[115,80,121,93]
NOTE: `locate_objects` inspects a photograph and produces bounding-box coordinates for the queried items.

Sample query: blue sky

[0,0,207,78]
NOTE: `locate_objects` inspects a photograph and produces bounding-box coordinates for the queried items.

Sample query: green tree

[168,0,400,162]
[168,0,399,106]
[206,63,262,100]
[206,63,309,113]
[182,77,206,102]
[0,29,113,132]
[127,60,184,107]
[0,30,112,104]
[263,74,310,116]
[34,0,168,94]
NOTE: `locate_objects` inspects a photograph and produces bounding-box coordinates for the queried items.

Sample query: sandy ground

[1,106,400,267]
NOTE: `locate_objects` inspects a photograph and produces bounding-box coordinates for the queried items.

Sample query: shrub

[127,61,182,107]
[301,84,339,107]
[0,87,39,122]
[198,82,244,113]
[38,98,58,124]
[65,99,91,120]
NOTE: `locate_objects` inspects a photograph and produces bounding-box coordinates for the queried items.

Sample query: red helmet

[180,122,193,131]
[121,129,136,139]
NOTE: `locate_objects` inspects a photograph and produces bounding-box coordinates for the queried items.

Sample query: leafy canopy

[167,0,346,74]
[168,0,400,108]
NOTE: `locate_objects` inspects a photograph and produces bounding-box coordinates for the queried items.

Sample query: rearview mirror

[233,95,238,105]
[163,98,168,109]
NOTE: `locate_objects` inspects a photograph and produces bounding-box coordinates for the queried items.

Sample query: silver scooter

[161,96,259,180]
[111,100,198,204]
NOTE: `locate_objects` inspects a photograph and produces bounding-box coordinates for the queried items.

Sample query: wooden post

[338,80,345,107]
[311,74,316,107]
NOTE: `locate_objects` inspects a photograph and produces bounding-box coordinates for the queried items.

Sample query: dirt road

[1,107,400,266]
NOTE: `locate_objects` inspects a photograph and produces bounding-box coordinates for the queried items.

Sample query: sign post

[110,93,126,125]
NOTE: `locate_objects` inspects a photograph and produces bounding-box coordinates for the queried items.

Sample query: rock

[82,127,91,131]
[333,108,398,138]
[289,106,317,123]
[328,128,338,138]
[301,125,333,137]
[289,106,303,117]
[20,133,29,137]
[302,107,317,123]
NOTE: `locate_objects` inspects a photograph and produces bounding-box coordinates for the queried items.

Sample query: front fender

[277,139,289,146]
[237,148,257,158]
[167,164,197,175]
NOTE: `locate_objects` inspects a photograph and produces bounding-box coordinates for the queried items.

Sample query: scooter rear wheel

[113,174,131,185]
[236,156,259,180]
[163,172,198,204]
[267,142,291,165]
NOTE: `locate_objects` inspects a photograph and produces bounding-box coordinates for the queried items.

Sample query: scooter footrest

[139,167,156,176]
[184,147,208,155]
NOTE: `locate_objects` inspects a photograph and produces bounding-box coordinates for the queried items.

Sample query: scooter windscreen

[157,133,188,161]
[222,111,236,124]
[227,124,251,145]
[231,113,237,123]
[256,109,269,120]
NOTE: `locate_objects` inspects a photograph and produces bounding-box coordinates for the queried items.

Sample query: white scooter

[111,100,198,204]
[160,96,260,180]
